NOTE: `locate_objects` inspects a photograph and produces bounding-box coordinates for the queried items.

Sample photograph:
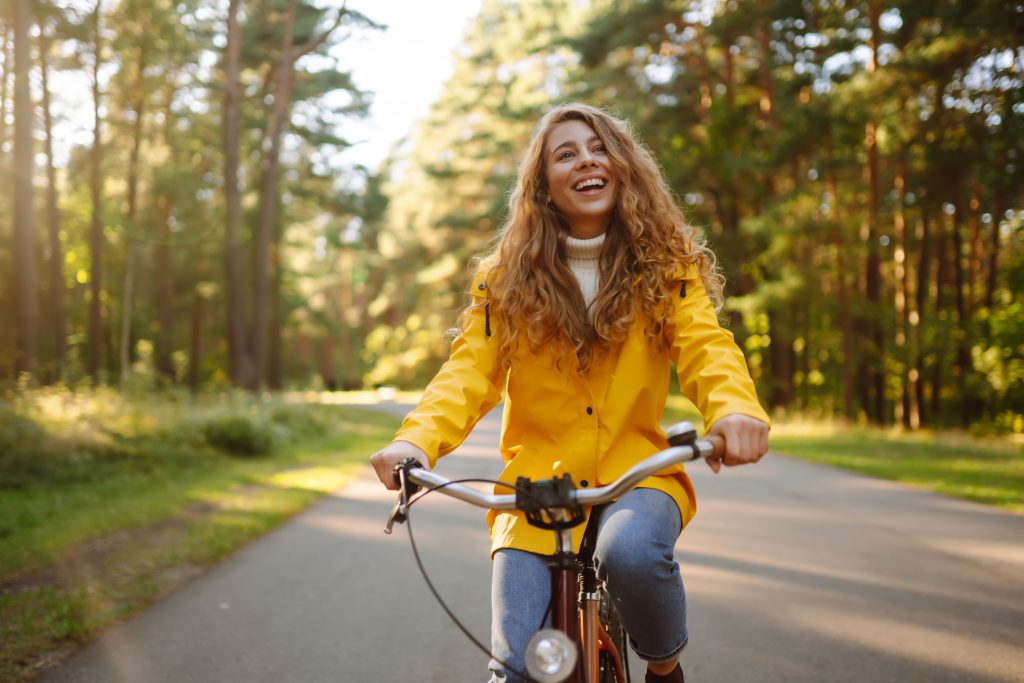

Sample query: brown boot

[645,663,685,683]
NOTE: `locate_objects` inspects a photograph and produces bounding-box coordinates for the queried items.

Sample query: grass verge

[769,423,1024,512]
[0,401,398,682]
[663,396,1023,513]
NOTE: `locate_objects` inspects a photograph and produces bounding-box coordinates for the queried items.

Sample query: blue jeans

[488,488,687,682]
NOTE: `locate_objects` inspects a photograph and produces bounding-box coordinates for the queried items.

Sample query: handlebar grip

[705,434,725,459]
[665,421,724,460]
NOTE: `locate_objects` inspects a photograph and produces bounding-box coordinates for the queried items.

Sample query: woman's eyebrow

[550,135,601,156]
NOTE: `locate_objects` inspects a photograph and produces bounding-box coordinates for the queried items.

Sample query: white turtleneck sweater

[564,232,605,310]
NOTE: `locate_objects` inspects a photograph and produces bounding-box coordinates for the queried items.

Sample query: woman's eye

[559,151,574,160]
[594,145,606,153]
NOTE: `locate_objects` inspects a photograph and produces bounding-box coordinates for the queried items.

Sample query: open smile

[573,176,607,194]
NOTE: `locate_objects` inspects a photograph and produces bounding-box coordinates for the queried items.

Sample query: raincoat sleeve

[669,270,770,432]
[391,269,505,467]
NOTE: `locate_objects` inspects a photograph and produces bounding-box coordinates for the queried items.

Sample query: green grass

[663,395,1023,513]
[770,424,1024,512]
[0,394,399,682]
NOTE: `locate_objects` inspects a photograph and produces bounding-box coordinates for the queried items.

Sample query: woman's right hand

[370,440,431,491]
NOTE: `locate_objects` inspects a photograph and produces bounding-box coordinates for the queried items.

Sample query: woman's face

[544,119,618,239]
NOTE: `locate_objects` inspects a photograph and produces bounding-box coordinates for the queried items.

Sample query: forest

[2,0,1022,432]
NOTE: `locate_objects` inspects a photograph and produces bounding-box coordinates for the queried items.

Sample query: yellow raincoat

[393,264,769,556]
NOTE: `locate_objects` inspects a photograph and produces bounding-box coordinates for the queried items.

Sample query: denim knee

[594,531,677,587]
[593,490,680,588]
[590,489,687,663]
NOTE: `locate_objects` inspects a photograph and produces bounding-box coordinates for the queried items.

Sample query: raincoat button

[580,480,589,487]
[586,407,593,415]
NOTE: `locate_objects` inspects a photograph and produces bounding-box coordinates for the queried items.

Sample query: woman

[371,103,769,683]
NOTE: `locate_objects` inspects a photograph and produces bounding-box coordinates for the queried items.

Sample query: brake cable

[398,469,562,683]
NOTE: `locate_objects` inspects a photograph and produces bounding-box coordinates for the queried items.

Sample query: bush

[0,410,49,487]
[201,415,274,457]
[268,405,327,441]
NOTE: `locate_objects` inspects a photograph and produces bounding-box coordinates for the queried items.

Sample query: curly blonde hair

[469,103,723,373]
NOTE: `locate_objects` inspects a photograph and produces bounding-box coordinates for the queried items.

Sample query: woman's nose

[576,151,598,168]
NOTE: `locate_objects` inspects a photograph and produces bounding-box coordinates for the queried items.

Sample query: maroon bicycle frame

[546,516,627,683]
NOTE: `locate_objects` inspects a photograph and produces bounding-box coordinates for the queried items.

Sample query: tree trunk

[862,0,884,424]
[914,205,931,426]
[252,1,345,391]
[154,85,176,380]
[930,206,948,422]
[755,0,774,123]
[824,126,855,420]
[950,195,972,428]
[120,41,148,385]
[188,288,203,391]
[755,0,793,410]
[12,0,37,379]
[251,0,298,392]
[318,335,336,390]
[1,24,11,372]
[967,179,982,319]
[339,248,355,389]
[223,0,251,388]
[188,278,205,393]
[268,247,283,389]
[0,25,11,153]
[87,0,105,384]
[893,148,916,428]
[154,194,175,379]
[985,111,1012,311]
[39,31,66,382]
[985,178,1006,311]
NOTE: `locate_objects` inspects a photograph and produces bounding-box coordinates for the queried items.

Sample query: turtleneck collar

[564,232,606,261]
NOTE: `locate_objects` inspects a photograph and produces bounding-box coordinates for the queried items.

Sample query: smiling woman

[371,103,770,683]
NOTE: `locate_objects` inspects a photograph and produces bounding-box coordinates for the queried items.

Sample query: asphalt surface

[40,404,1024,682]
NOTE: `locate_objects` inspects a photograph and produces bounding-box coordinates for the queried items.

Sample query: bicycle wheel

[598,587,630,683]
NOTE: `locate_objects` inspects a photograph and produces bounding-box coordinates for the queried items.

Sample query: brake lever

[383,458,424,535]
[384,500,407,535]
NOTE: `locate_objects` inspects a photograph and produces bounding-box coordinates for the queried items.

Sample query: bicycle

[383,420,722,683]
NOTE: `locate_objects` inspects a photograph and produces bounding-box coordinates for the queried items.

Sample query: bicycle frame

[533,507,624,683]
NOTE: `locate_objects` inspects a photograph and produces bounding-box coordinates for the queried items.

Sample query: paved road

[41,405,1024,682]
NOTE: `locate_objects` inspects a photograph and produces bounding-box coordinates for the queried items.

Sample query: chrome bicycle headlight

[524,628,577,682]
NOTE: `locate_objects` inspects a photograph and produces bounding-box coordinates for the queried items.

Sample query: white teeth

[574,178,605,191]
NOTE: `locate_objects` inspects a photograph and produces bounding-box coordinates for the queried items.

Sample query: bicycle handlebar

[384,421,719,533]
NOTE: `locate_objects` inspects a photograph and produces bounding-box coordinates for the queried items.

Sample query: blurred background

[2,3,1023,678]
[1,0,1022,430]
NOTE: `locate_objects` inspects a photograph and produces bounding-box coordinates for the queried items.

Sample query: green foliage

[363,0,1023,432]
[268,403,328,441]
[0,399,400,682]
[200,415,274,458]
[0,411,48,488]
[362,0,583,386]
[0,386,344,487]
[4,0,1022,432]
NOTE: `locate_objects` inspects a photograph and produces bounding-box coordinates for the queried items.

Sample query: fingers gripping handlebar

[384,458,425,535]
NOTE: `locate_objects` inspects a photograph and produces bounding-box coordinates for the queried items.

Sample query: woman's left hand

[704,414,769,474]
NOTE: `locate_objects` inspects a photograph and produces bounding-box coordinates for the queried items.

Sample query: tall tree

[252,0,347,390]
[858,0,885,423]
[222,0,250,388]
[12,0,37,377]
[118,0,149,385]
[38,13,67,379]
[87,0,105,383]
